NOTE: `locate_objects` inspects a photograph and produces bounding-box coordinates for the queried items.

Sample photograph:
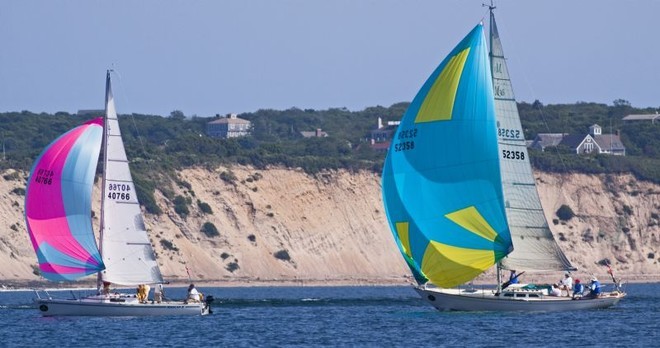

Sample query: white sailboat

[25,71,211,316]
[381,6,625,311]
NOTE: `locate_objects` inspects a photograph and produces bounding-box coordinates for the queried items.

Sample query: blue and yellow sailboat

[382,6,625,311]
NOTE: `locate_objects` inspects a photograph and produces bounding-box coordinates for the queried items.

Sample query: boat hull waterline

[415,287,624,312]
[36,297,209,316]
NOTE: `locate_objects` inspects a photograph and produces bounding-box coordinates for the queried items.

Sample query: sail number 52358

[394,128,417,152]
[498,128,521,139]
[502,150,525,160]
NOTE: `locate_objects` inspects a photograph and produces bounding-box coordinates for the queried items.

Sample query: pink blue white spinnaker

[25,118,106,281]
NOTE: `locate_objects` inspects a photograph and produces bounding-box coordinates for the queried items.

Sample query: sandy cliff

[1,167,658,287]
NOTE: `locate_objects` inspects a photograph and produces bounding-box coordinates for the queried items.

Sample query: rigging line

[481,0,494,21]
[109,69,147,154]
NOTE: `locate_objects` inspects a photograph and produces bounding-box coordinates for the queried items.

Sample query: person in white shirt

[187,283,200,303]
[154,283,164,303]
[549,284,562,296]
[559,272,573,297]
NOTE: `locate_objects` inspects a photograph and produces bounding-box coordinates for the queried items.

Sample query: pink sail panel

[25,117,105,281]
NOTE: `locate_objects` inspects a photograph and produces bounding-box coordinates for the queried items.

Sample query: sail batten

[489,12,574,272]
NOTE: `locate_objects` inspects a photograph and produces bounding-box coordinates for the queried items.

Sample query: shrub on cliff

[274,249,291,262]
[197,200,213,214]
[220,170,237,183]
[201,222,219,237]
[556,204,575,221]
[173,195,189,218]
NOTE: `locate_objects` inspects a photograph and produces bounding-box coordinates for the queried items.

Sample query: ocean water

[0,283,658,347]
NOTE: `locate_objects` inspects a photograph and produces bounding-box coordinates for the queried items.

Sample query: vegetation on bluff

[1,100,658,210]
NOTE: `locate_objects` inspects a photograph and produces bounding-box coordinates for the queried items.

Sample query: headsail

[382,24,513,288]
[99,71,163,286]
[25,118,105,281]
[489,12,574,272]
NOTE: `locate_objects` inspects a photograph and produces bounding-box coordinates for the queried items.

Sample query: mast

[487,2,504,293]
[97,70,111,292]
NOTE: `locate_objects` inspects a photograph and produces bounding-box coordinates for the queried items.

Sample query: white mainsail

[99,72,164,285]
[489,13,574,272]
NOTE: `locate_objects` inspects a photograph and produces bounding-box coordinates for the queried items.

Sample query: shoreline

[3,273,660,291]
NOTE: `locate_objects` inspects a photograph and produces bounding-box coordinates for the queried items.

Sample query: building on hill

[529,133,568,152]
[530,124,625,156]
[622,112,660,124]
[300,128,328,138]
[207,113,251,138]
[369,117,400,152]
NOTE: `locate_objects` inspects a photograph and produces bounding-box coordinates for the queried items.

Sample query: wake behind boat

[25,71,211,316]
[381,5,625,312]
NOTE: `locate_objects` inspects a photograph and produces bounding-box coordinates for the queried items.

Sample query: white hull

[415,286,625,312]
[36,294,210,317]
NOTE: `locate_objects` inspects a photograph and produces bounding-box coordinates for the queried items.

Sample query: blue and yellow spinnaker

[382,23,513,288]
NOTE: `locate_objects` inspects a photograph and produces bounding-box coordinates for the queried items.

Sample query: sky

[1,1,659,117]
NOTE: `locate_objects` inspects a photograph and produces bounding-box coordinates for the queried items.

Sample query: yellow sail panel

[421,241,495,288]
[415,48,470,123]
[445,206,498,242]
[395,222,412,258]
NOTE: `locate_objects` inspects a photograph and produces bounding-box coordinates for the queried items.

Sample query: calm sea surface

[0,283,658,347]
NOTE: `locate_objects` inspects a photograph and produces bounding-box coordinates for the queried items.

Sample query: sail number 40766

[502,150,525,160]
[108,183,131,201]
[34,168,55,185]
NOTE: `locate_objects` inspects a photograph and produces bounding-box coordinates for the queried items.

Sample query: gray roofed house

[528,124,625,156]
[207,113,251,138]
[529,133,567,151]
[622,113,660,123]
[559,124,625,155]
[300,128,328,138]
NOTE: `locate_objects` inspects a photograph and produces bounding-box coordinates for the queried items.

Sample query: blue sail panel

[382,23,513,288]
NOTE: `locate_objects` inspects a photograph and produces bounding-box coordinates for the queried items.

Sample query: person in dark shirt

[572,279,584,299]
[587,277,602,298]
